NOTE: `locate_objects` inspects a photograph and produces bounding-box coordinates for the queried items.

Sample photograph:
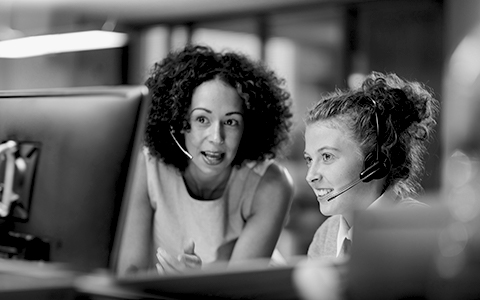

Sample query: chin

[319,204,335,217]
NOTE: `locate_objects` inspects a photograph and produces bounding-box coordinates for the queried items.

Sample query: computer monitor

[0,86,150,272]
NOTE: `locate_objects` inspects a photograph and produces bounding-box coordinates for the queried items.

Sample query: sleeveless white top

[144,149,273,265]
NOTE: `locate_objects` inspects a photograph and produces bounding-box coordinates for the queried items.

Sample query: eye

[195,116,209,125]
[303,155,312,167]
[322,153,333,162]
[224,119,239,127]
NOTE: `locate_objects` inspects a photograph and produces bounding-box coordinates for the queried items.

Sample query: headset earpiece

[360,151,391,182]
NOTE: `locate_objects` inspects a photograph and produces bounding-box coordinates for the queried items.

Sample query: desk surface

[0,258,308,300]
[0,259,77,300]
[79,260,306,300]
[4,205,477,300]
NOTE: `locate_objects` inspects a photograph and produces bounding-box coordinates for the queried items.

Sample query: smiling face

[304,119,381,222]
[184,78,244,179]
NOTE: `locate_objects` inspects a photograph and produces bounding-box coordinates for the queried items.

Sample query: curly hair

[144,45,293,171]
[305,71,440,198]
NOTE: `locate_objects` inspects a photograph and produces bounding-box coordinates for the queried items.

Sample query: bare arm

[114,150,154,276]
[229,162,294,263]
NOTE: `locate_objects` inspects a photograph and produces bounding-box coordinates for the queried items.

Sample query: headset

[325,98,391,202]
[359,99,391,182]
[170,126,193,160]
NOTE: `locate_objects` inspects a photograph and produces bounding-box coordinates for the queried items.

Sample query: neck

[343,212,354,228]
[344,183,386,226]
[183,167,233,200]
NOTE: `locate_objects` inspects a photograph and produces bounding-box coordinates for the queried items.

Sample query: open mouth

[201,151,225,165]
[316,188,333,201]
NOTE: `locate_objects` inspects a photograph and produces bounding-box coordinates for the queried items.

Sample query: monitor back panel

[0,86,150,272]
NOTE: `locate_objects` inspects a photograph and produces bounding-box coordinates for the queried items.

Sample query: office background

[0,0,476,258]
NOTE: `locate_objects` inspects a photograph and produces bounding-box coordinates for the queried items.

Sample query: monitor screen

[0,86,150,272]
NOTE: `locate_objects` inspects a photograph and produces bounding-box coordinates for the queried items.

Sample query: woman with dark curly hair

[116,45,294,275]
[303,71,439,259]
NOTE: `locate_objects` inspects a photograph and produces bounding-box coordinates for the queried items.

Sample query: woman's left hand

[156,240,202,274]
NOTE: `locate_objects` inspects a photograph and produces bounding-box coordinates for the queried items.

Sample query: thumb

[183,240,195,254]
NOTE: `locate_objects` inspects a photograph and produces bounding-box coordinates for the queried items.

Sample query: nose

[305,163,321,185]
[209,122,225,145]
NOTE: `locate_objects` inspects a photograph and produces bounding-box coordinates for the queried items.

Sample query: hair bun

[387,88,422,134]
[362,75,427,136]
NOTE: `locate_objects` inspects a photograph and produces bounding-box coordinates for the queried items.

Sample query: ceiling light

[0,30,129,59]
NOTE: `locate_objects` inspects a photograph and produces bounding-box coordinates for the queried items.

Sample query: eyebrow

[190,108,244,117]
[304,146,339,156]
[317,146,339,152]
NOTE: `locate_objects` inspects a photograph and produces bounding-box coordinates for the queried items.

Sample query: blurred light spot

[448,185,480,222]
[445,150,475,188]
[347,73,366,89]
[450,32,480,87]
[438,222,468,258]
[436,222,468,279]
[435,251,466,279]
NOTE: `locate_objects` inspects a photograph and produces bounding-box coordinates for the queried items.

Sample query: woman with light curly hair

[116,45,294,275]
[303,71,439,259]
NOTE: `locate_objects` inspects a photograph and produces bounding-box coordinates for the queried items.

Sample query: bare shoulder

[262,161,294,189]
[254,161,294,208]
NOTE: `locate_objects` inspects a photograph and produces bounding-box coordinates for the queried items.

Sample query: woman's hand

[156,240,202,274]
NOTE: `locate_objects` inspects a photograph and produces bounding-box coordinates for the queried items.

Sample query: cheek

[345,165,362,181]
[226,130,243,148]
[184,131,202,148]
[341,157,365,180]
[331,163,359,184]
